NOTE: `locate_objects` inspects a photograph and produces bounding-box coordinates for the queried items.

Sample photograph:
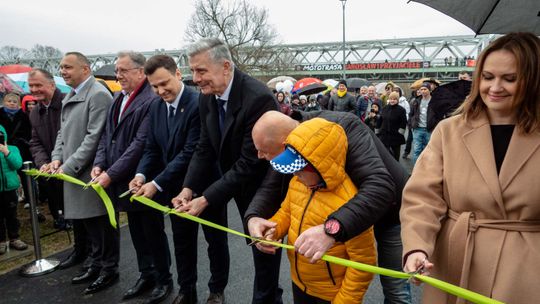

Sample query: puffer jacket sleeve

[333,228,376,303]
[6,146,23,171]
[268,192,293,242]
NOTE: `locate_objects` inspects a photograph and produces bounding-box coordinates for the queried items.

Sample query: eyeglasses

[114,67,141,75]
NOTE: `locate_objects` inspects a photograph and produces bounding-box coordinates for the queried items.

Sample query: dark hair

[276,91,286,102]
[291,94,300,101]
[144,55,177,75]
[64,52,91,66]
[456,32,540,134]
[28,68,55,83]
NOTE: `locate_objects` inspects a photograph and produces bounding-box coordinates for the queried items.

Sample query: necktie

[168,105,175,136]
[217,98,226,134]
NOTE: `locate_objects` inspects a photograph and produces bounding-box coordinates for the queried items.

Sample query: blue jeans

[412,128,431,164]
[374,224,412,304]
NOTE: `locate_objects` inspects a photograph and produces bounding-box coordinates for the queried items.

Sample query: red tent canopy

[0,64,33,74]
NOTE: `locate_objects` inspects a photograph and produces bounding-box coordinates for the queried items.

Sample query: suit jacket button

[111,140,116,144]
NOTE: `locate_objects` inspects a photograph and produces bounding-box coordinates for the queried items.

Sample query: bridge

[1,35,494,83]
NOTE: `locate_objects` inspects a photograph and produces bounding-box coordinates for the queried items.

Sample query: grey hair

[186,38,234,70]
[117,51,146,67]
[29,68,55,83]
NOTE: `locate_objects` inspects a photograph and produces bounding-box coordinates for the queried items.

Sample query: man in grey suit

[46,52,115,294]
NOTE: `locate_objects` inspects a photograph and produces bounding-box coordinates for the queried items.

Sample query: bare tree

[28,44,63,59]
[0,46,28,62]
[184,0,279,72]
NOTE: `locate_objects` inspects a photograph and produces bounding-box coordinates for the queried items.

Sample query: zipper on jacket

[294,190,316,292]
[326,261,336,286]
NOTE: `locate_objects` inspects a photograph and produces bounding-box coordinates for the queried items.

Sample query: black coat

[377,104,407,146]
[183,68,278,216]
[29,89,65,167]
[93,80,158,211]
[0,108,32,161]
[245,110,408,241]
[135,85,201,206]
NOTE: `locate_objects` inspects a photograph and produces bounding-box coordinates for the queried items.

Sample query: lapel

[499,128,540,192]
[166,87,189,151]
[220,69,243,150]
[64,76,95,105]
[118,80,149,126]
[462,113,505,214]
[208,95,222,152]
[110,93,125,136]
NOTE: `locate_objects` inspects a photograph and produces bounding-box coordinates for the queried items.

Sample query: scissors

[83,176,97,190]
[407,257,426,281]
[248,229,275,246]
[46,168,59,180]
[118,187,137,198]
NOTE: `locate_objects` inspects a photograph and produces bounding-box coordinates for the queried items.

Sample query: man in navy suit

[174,38,280,304]
[129,55,229,304]
[92,51,171,303]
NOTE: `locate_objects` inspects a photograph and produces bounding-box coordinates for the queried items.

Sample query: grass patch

[0,202,127,275]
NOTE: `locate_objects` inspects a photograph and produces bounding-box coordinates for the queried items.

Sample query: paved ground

[1,148,420,303]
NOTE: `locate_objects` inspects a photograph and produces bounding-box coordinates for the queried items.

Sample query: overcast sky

[1,0,474,55]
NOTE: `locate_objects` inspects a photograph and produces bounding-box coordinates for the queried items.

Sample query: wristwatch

[324,219,342,239]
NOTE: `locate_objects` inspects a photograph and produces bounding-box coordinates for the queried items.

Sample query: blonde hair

[3,93,21,105]
[388,92,400,100]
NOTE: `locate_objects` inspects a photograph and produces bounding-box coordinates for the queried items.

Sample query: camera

[0,133,5,144]
[370,109,376,113]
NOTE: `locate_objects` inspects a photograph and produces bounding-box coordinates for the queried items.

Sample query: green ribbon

[24,169,117,229]
[21,168,505,303]
[130,196,504,304]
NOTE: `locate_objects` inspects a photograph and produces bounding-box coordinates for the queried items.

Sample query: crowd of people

[0,32,538,304]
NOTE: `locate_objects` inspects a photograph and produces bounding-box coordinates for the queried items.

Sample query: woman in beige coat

[401,32,540,304]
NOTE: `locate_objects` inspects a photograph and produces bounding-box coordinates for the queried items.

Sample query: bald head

[252,111,299,160]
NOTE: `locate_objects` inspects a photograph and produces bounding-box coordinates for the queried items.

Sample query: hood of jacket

[0,124,7,140]
[285,117,347,190]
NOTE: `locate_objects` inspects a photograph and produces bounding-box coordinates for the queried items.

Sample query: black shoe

[206,292,225,304]
[171,289,197,304]
[123,277,156,300]
[144,282,173,304]
[72,268,100,284]
[84,272,119,294]
[59,252,86,270]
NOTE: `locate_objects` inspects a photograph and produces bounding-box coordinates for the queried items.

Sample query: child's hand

[0,143,9,156]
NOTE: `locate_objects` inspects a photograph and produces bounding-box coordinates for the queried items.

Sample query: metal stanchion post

[19,161,60,277]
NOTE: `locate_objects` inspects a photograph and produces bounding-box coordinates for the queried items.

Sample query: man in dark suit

[28,69,66,230]
[91,51,171,303]
[128,55,229,304]
[174,38,280,304]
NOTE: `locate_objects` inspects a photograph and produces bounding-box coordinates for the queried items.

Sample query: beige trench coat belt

[447,209,540,304]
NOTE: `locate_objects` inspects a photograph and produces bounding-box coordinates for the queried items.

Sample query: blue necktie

[168,105,175,136]
[217,98,226,134]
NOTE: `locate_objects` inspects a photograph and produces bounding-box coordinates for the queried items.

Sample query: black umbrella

[94,64,116,80]
[409,0,540,35]
[295,82,328,95]
[346,78,370,90]
[427,79,472,130]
